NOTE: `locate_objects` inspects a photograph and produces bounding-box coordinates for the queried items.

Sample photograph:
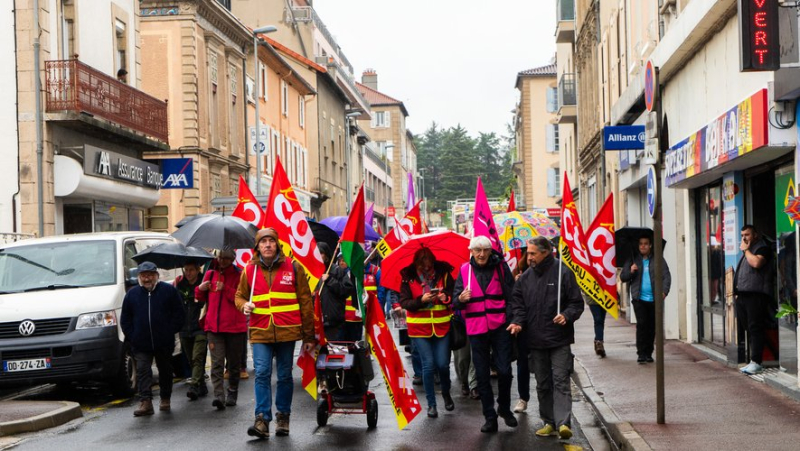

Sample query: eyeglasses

[472,248,492,254]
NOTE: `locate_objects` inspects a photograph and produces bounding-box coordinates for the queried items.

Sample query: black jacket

[398,261,455,311]
[511,256,584,349]
[121,281,185,353]
[175,275,205,338]
[453,251,515,316]
[620,252,671,300]
[317,265,353,328]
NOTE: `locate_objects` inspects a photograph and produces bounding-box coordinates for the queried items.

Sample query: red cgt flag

[585,194,619,318]
[231,176,262,268]
[507,189,516,213]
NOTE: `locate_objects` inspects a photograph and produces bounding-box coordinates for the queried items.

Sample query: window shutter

[546,124,555,152]
[371,113,377,128]
[547,168,556,197]
[546,88,557,113]
[384,111,391,128]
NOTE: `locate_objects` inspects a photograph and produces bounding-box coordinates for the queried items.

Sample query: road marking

[563,445,583,451]
[84,398,130,413]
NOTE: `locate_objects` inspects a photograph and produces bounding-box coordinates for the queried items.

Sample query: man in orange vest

[235,228,314,439]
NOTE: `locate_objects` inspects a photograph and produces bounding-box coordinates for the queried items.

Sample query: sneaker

[133,399,154,417]
[247,413,269,439]
[159,398,171,412]
[637,355,646,364]
[594,340,606,358]
[240,370,249,380]
[212,396,226,410]
[198,383,209,397]
[412,376,423,386]
[646,355,654,363]
[741,361,764,375]
[225,389,238,406]
[275,412,290,436]
[558,424,573,439]
[427,405,438,418]
[480,418,498,433]
[186,385,198,401]
[535,423,556,437]
[442,391,454,411]
[513,399,528,413]
[498,410,518,427]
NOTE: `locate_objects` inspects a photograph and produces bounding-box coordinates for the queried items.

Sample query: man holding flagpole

[236,228,315,439]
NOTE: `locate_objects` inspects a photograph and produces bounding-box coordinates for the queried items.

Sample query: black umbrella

[175,212,223,228]
[171,215,257,250]
[615,226,667,268]
[132,242,215,270]
[308,221,340,255]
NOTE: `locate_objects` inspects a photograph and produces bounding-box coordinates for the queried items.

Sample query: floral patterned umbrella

[494,211,559,250]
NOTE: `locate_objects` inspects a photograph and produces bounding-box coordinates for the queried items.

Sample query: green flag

[341,184,366,318]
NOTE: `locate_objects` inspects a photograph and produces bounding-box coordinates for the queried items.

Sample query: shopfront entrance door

[698,184,728,349]
[774,165,797,375]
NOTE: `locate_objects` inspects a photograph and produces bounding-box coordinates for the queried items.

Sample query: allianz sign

[603,125,645,151]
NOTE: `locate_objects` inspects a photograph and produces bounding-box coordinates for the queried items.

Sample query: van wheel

[109,347,136,397]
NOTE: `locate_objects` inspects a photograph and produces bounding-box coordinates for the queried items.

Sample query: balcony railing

[365,187,375,202]
[558,73,577,108]
[45,59,168,143]
[557,0,575,21]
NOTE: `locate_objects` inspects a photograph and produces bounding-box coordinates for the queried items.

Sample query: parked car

[0,232,180,395]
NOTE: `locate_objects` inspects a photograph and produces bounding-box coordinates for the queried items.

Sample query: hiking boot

[239,369,249,380]
[247,413,269,439]
[535,423,556,437]
[427,405,438,418]
[513,399,528,413]
[498,410,518,427]
[198,382,209,397]
[442,391,454,411]
[159,398,171,412]
[212,396,226,410]
[186,385,198,401]
[594,340,606,358]
[133,399,154,417]
[461,383,469,396]
[558,424,573,439]
[225,389,238,406]
[480,418,498,433]
[275,412,290,436]
[741,361,764,375]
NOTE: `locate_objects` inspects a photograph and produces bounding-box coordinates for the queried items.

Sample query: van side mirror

[126,268,138,287]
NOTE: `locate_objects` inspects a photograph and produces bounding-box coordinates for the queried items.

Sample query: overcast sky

[313,0,557,139]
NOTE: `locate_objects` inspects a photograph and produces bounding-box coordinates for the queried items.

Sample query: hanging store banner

[603,125,645,150]
[665,89,768,187]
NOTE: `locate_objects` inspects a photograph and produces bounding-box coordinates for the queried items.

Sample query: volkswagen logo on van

[18,320,36,336]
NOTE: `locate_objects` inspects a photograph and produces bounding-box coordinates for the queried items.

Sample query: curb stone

[0,401,82,437]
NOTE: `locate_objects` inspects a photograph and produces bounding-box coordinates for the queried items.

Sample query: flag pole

[316,242,341,294]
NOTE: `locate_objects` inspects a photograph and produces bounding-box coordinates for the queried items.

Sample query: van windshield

[0,240,116,294]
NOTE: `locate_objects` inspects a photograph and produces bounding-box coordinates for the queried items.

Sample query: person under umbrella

[399,247,456,419]
[195,249,246,409]
[315,242,352,340]
[175,262,208,401]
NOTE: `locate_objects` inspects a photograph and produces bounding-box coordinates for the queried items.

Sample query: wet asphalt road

[4,348,600,451]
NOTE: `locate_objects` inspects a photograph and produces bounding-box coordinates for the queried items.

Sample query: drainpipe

[242,48,249,184]
[33,0,44,236]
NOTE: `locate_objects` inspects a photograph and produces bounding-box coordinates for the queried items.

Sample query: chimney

[362,68,377,90]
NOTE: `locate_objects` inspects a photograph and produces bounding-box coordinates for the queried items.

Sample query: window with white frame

[281,80,288,116]
[299,96,305,128]
[259,63,267,100]
[546,87,558,113]
[372,111,391,128]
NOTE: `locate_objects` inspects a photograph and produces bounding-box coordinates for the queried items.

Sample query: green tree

[414,123,444,210]
[436,125,481,207]
[474,132,504,198]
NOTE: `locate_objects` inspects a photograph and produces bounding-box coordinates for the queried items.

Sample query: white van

[0,232,179,395]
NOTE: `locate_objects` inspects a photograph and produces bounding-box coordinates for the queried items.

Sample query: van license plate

[3,358,51,372]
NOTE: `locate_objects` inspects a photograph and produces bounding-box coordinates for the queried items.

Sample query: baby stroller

[316,340,377,428]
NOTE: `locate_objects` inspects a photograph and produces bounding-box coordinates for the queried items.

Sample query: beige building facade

[514,63,560,211]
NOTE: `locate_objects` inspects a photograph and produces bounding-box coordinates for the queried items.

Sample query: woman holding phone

[399,247,456,418]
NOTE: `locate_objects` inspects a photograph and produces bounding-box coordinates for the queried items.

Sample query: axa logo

[18,320,35,336]
[163,173,189,188]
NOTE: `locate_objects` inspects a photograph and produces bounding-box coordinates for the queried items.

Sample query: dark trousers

[530,345,573,428]
[632,300,656,358]
[516,333,530,402]
[134,348,174,401]
[207,332,245,398]
[180,334,208,387]
[589,303,607,341]
[469,326,513,420]
[340,321,363,341]
[736,293,769,364]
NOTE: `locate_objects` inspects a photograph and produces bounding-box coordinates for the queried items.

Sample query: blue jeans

[469,326,513,420]
[411,339,422,378]
[411,335,452,407]
[252,341,296,421]
[589,303,607,342]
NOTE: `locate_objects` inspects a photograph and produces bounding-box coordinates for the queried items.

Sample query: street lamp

[344,111,362,211]
[252,25,278,196]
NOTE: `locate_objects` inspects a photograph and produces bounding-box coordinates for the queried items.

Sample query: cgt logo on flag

[161,158,193,189]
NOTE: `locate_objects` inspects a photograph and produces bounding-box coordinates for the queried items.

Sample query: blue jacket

[121,281,185,353]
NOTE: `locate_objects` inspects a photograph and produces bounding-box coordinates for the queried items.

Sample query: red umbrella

[379,230,471,292]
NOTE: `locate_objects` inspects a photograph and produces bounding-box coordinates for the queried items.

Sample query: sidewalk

[571,312,800,450]
[0,401,81,437]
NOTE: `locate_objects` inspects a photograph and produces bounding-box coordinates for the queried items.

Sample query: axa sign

[603,125,645,151]
[161,158,194,189]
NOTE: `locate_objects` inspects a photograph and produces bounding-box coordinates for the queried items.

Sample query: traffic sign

[249,126,269,155]
[644,60,658,113]
[643,138,659,165]
[386,206,395,217]
[647,165,657,218]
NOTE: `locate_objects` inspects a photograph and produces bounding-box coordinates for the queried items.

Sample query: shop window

[115,19,127,78]
[698,184,727,347]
